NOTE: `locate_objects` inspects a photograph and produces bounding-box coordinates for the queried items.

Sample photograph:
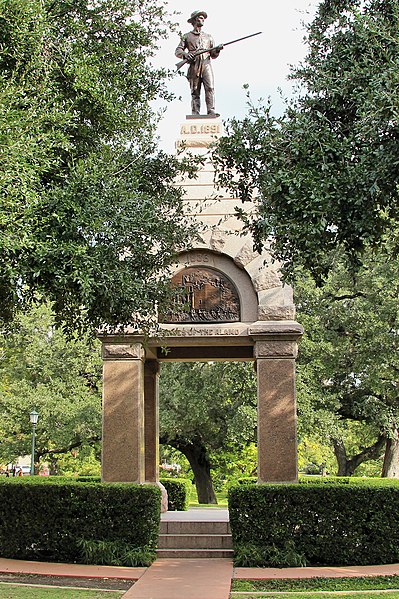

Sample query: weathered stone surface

[257,358,298,483]
[157,481,168,513]
[234,241,260,268]
[209,228,228,252]
[253,270,282,291]
[102,344,144,360]
[102,359,145,483]
[258,305,296,321]
[254,340,298,359]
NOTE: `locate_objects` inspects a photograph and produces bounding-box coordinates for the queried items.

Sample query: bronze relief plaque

[163,267,240,323]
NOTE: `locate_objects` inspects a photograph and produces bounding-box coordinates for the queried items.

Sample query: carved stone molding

[250,321,304,338]
[254,340,298,359]
[102,344,144,360]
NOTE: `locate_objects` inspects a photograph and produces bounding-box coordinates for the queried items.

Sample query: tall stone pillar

[144,360,160,483]
[254,334,300,483]
[102,343,145,483]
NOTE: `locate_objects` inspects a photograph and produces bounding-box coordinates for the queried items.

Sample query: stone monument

[99,16,303,487]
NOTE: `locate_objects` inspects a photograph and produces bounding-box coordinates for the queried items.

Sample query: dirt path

[0,573,133,591]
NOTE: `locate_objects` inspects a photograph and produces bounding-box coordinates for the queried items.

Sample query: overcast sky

[153,1,320,152]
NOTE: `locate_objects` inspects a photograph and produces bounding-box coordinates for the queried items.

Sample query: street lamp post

[29,410,39,476]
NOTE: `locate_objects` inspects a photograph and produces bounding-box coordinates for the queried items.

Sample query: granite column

[102,343,145,483]
[255,338,299,483]
[144,360,160,483]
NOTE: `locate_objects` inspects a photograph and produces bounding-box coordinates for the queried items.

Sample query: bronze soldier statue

[175,10,223,116]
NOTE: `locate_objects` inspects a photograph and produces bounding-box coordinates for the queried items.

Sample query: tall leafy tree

[0,0,196,332]
[159,362,257,503]
[296,242,399,476]
[0,304,102,469]
[213,0,399,280]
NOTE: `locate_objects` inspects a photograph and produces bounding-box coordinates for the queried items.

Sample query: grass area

[0,584,123,598]
[232,576,399,592]
[231,593,399,598]
[188,485,228,507]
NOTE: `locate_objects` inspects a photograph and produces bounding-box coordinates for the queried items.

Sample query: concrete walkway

[123,558,233,599]
[2,557,399,598]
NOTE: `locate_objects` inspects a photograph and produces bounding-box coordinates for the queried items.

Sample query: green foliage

[234,540,307,568]
[77,538,155,567]
[298,436,336,475]
[0,0,196,332]
[229,481,399,566]
[300,475,399,487]
[159,362,257,501]
[295,246,399,475]
[160,362,257,449]
[213,0,399,280]
[159,478,191,511]
[54,447,101,477]
[0,478,160,563]
[232,576,399,592]
[235,477,257,485]
[0,304,102,464]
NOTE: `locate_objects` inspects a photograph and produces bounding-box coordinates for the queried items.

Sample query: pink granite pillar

[144,360,160,483]
[255,339,299,483]
[102,343,145,483]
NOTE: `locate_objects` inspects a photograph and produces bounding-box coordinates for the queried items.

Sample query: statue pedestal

[186,114,220,119]
[176,115,223,151]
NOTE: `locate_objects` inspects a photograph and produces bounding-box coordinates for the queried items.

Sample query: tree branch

[36,436,100,460]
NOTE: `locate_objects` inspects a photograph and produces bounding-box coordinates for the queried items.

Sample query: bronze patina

[175,10,223,116]
[163,267,240,323]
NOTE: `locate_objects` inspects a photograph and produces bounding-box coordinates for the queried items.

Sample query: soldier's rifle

[175,31,262,71]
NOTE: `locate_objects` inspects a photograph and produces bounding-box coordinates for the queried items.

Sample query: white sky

[153,1,319,152]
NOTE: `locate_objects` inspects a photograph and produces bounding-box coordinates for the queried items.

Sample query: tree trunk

[332,435,385,476]
[49,457,59,476]
[182,443,217,504]
[161,437,218,504]
[382,430,399,478]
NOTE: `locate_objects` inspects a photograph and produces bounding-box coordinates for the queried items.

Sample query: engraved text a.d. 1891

[163,267,240,323]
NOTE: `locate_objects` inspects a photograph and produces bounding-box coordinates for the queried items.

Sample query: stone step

[156,548,234,559]
[158,533,233,550]
[159,520,231,535]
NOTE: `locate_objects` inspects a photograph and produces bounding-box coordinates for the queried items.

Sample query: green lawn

[232,576,399,593]
[0,584,123,598]
[231,593,399,598]
[188,485,228,507]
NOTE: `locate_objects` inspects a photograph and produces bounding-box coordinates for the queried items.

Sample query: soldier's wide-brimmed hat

[188,10,208,23]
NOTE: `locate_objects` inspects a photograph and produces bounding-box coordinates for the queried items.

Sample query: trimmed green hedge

[160,478,191,511]
[44,475,190,511]
[0,478,160,564]
[299,475,399,486]
[229,482,399,567]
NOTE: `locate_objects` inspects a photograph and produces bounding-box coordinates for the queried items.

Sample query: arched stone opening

[99,249,302,487]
